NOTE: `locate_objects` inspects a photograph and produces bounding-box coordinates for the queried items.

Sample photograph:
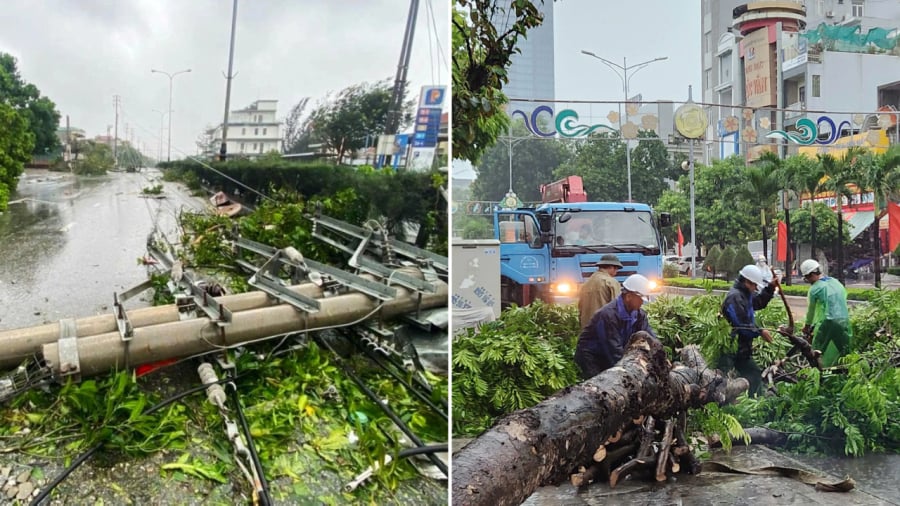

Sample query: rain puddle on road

[0,169,202,330]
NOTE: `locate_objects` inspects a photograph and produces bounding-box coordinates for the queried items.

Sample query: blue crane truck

[494,176,671,307]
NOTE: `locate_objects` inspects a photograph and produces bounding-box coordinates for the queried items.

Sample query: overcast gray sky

[0,0,449,160]
[453,0,701,179]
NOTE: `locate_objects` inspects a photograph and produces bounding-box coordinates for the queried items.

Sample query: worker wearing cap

[575,274,657,380]
[800,259,852,367]
[578,254,622,328]
[720,264,778,395]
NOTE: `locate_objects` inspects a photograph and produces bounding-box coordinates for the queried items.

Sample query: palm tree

[856,146,900,287]
[820,147,865,283]
[785,155,827,259]
[745,152,783,263]
[775,155,817,284]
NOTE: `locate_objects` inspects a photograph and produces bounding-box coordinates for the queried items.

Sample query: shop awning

[847,211,875,241]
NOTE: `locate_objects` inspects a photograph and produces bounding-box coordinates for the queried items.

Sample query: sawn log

[452,332,748,506]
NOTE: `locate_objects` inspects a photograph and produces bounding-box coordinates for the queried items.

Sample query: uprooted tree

[452,332,749,506]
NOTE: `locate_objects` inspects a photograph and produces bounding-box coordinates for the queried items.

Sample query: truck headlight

[554,282,573,294]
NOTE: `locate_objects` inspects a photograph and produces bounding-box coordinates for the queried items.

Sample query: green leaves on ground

[233,341,447,500]
[1,371,188,456]
[650,292,900,456]
[690,403,749,453]
[452,301,580,436]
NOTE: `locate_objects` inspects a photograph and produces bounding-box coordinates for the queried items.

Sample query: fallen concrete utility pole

[0,283,325,370]
[451,333,748,506]
[43,281,447,378]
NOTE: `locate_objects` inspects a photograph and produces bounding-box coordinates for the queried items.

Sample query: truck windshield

[556,211,658,249]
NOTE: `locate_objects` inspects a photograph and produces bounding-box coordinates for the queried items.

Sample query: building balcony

[785,101,806,120]
[733,1,807,35]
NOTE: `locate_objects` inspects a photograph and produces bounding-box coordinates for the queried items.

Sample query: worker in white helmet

[800,259,852,366]
[719,264,779,395]
[574,274,657,380]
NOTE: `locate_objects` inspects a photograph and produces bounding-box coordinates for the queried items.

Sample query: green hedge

[662,277,877,301]
[160,159,448,255]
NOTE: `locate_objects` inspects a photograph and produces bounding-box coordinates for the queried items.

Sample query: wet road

[0,168,204,331]
[523,445,900,505]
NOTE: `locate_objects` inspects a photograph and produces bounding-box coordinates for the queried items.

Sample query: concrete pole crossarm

[42,281,447,378]
[0,283,326,370]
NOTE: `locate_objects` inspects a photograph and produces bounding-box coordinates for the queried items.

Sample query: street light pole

[580,51,667,202]
[151,68,192,162]
[503,126,528,208]
[152,109,166,165]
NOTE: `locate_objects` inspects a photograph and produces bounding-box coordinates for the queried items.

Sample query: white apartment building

[210,100,281,158]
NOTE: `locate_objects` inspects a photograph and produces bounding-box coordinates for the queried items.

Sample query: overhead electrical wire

[425,0,450,80]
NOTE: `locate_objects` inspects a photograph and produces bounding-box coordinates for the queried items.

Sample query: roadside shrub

[452,301,580,437]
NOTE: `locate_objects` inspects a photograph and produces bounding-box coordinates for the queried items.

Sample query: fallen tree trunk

[452,332,747,506]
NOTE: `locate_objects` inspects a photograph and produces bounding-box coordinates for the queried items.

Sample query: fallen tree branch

[655,419,676,482]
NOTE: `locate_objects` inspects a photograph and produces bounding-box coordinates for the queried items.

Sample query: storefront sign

[742,28,776,108]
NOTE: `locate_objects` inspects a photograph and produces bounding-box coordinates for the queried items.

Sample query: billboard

[742,27,776,108]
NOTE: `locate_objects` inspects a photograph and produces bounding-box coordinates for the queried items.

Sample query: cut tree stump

[452,332,748,506]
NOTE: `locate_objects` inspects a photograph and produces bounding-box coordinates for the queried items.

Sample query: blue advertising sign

[392,133,409,169]
[412,108,443,148]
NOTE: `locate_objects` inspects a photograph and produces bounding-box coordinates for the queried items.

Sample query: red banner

[776,220,787,262]
[889,201,900,253]
[677,225,684,256]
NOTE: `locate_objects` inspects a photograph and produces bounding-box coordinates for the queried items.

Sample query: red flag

[676,224,684,256]
[889,201,900,253]
[776,220,787,262]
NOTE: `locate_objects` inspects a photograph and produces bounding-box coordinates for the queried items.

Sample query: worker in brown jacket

[578,254,622,328]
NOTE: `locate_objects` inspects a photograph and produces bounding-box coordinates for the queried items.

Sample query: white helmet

[622,274,652,300]
[800,259,821,276]
[739,264,765,286]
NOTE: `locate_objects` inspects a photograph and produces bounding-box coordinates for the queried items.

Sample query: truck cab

[494,176,670,307]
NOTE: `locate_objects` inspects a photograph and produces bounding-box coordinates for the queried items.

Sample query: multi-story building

[495,0,555,116]
[701,0,900,161]
[209,100,281,159]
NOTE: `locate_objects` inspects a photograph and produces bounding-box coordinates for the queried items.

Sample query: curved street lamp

[151,68,192,162]
[580,51,667,202]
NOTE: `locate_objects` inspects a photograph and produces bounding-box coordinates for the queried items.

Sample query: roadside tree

[0,102,34,210]
[471,119,570,202]
[75,141,115,175]
[452,1,544,163]
[656,156,757,251]
[557,132,671,204]
[0,53,60,155]
[304,79,412,164]
[742,152,782,260]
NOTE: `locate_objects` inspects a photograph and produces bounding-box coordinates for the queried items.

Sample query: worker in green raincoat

[800,259,852,366]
